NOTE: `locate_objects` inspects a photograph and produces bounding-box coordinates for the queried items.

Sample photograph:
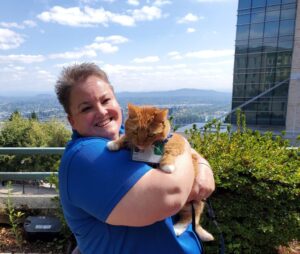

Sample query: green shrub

[186,118,300,254]
[0,113,71,172]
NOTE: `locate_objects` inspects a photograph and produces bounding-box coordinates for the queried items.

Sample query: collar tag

[131,144,163,164]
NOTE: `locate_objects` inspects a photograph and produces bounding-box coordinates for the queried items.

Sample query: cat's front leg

[107,135,127,151]
[160,154,176,173]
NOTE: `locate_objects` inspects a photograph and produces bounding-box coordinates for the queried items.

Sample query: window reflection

[237,25,250,40]
[264,21,279,38]
[281,8,296,20]
[238,0,251,10]
[251,11,265,23]
[248,38,263,52]
[267,0,281,5]
[238,14,251,25]
[263,37,277,52]
[279,20,295,36]
[252,0,266,8]
[278,36,293,50]
[250,23,264,39]
[266,10,280,21]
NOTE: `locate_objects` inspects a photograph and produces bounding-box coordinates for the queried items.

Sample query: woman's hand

[187,149,215,202]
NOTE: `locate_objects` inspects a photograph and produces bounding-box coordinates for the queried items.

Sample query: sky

[0,0,238,96]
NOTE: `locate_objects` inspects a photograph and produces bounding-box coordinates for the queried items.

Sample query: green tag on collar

[154,142,164,155]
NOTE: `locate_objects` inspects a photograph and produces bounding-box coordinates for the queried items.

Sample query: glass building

[230,0,300,134]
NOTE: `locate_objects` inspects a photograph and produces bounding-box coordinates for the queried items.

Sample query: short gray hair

[55,62,113,114]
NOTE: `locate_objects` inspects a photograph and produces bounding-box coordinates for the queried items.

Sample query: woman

[55,62,215,254]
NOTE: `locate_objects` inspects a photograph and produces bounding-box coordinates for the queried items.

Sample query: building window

[264,21,279,37]
[238,0,251,10]
[279,20,295,36]
[267,0,281,6]
[282,0,296,4]
[248,53,262,69]
[251,10,265,23]
[235,54,248,69]
[236,40,249,53]
[252,0,267,8]
[237,14,251,25]
[250,23,264,39]
[263,37,278,52]
[248,38,263,52]
[266,10,280,21]
[281,8,296,20]
[237,25,250,40]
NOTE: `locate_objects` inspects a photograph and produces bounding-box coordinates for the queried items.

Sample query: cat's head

[125,103,171,149]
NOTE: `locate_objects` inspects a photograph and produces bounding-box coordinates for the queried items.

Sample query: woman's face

[68,75,122,140]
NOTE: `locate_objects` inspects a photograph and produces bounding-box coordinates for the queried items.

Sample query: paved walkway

[0,183,58,210]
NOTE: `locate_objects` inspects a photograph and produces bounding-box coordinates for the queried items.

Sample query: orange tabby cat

[107,103,214,241]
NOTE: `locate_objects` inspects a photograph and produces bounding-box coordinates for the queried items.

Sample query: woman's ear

[68,114,75,129]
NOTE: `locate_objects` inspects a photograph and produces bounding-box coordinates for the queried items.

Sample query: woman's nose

[95,103,107,116]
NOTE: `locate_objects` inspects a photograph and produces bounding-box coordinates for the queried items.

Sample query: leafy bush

[0,112,71,172]
[186,114,300,254]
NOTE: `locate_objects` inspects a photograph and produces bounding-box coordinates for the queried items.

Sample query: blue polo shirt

[59,130,203,254]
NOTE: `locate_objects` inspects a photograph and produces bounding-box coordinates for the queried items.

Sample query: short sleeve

[66,138,152,221]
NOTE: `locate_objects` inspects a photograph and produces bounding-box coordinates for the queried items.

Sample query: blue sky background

[0,0,238,96]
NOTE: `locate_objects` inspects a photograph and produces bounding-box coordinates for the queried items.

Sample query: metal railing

[0,147,64,193]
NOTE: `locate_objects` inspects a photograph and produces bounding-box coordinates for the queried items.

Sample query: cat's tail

[195,225,214,242]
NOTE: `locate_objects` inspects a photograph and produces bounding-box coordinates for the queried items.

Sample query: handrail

[0,147,63,194]
[0,172,57,181]
[0,147,65,155]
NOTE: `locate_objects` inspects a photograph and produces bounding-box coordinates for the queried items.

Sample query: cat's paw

[196,227,215,241]
[174,223,188,236]
[107,141,120,151]
[161,164,175,173]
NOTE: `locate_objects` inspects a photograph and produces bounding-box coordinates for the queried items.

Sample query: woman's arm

[106,141,195,227]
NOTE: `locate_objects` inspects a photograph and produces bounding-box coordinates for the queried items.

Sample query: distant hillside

[116,88,231,106]
[0,88,231,123]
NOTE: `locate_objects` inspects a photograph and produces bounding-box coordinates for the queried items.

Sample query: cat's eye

[148,133,155,137]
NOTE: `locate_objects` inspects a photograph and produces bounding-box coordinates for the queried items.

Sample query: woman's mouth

[95,118,113,127]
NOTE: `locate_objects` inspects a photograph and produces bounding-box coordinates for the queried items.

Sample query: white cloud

[86,42,118,53]
[132,56,160,63]
[185,49,234,58]
[85,35,129,53]
[95,35,129,44]
[167,51,183,60]
[177,13,203,24]
[0,20,36,29]
[0,28,24,50]
[127,0,139,6]
[37,5,167,27]
[131,6,162,21]
[187,27,196,33]
[49,49,97,59]
[37,6,135,27]
[23,20,37,27]
[153,0,172,6]
[0,54,45,63]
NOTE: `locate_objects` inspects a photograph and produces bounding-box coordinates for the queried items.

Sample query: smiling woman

[54,62,215,254]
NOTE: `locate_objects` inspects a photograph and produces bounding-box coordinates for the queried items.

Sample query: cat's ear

[127,103,138,118]
[155,109,168,122]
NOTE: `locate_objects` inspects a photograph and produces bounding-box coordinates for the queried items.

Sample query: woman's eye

[81,106,91,112]
[102,98,111,104]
